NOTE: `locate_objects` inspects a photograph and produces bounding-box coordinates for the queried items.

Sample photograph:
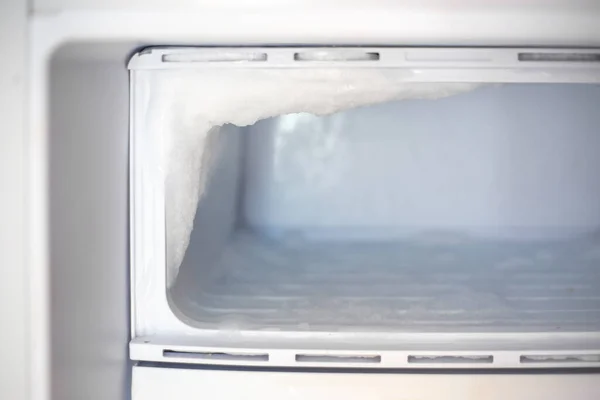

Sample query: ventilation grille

[152,48,600,66]
[158,348,600,368]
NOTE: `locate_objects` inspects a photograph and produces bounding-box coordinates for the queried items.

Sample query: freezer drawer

[130,47,600,369]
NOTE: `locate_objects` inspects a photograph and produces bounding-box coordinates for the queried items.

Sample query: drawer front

[133,366,600,400]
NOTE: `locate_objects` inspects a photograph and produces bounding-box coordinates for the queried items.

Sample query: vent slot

[294,51,380,62]
[162,52,268,63]
[163,350,269,362]
[520,354,600,364]
[408,355,494,364]
[518,52,600,63]
[295,354,381,364]
[405,51,492,62]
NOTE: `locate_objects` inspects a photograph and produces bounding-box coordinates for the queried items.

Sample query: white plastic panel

[132,366,600,400]
[130,47,600,81]
[131,333,600,369]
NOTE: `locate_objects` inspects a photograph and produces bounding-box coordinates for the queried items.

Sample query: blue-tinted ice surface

[178,230,600,333]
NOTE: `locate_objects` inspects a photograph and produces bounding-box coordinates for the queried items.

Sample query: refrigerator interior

[169,82,600,337]
[25,2,600,395]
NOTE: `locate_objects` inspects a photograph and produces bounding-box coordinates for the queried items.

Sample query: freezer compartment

[169,84,600,335]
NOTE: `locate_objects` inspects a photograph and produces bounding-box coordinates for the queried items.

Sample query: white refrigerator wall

[28,1,600,48]
[48,48,131,400]
[0,0,27,398]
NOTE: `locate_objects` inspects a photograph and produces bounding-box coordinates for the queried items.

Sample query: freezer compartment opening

[167,83,600,336]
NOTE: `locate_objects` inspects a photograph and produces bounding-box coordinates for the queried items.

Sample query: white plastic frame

[129,46,600,369]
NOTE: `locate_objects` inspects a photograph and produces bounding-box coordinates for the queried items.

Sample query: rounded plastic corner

[127,47,160,70]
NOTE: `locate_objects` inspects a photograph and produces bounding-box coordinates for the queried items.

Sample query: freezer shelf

[173,231,600,334]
